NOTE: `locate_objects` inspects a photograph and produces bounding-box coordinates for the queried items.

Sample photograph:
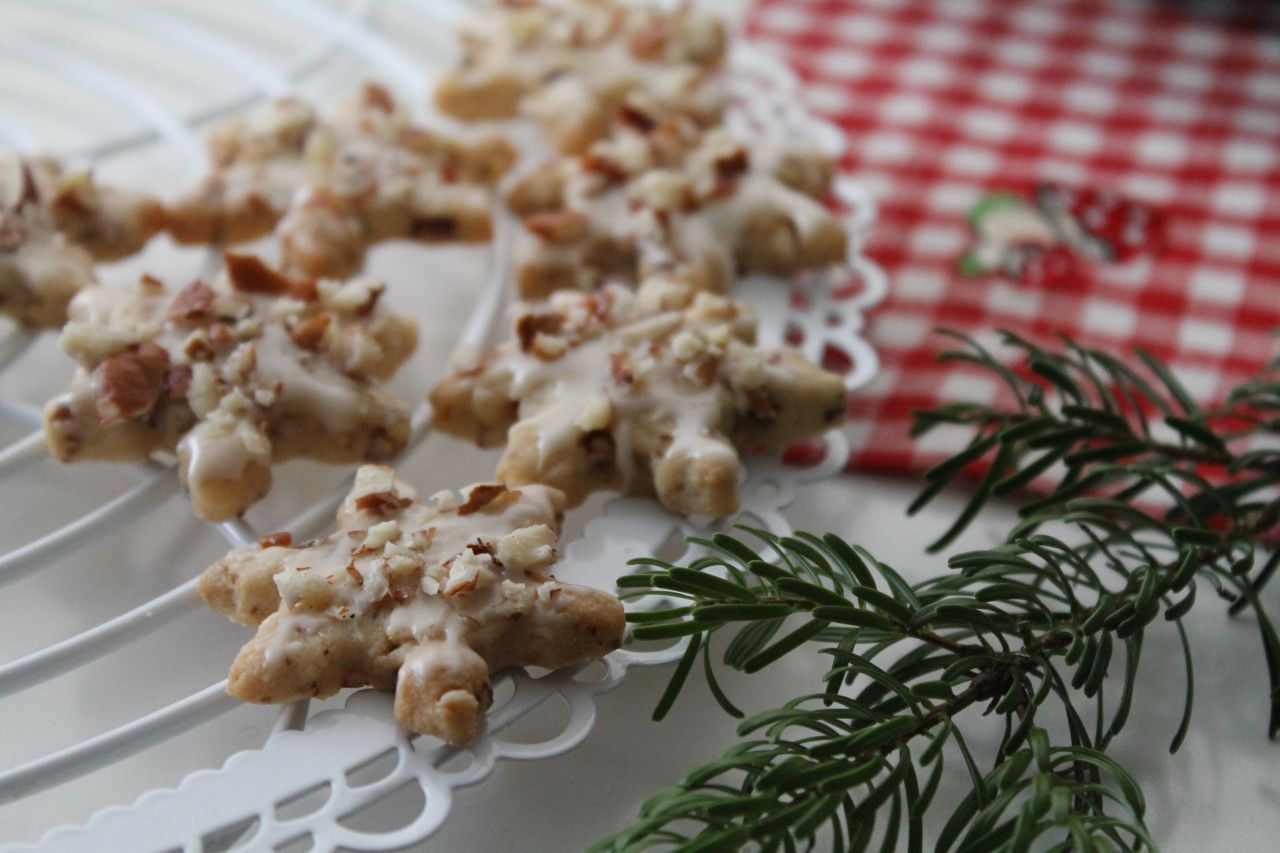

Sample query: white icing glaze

[445,0,726,142]
[267,473,567,661]
[2,153,160,327]
[45,262,415,519]
[474,282,761,493]
[513,122,845,291]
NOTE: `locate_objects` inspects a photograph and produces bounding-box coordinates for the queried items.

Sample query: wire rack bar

[0,432,46,481]
[0,116,40,152]
[266,0,430,102]
[0,470,178,586]
[0,33,204,170]
[0,681,238,806]
[0,331,36,375]
[0,581,201,699]
[44,0,294,98]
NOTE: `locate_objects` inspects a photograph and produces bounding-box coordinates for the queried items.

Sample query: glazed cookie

[505,115,847,298]
[430,278,849,516]
[167,84,517,279]
[43,252,417,521]
[166,97,318,246]
[277,82,516,279]
[198,466,624,745]
[0,155,164,328]
[435,0,727,154]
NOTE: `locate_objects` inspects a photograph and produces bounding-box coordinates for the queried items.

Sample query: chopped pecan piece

[745,387,779,422]
[167,281,217,322]
[290,314,332,350]
[582,151,630,184]
[610,350,635,384]
[617,102,658,133]
[259,532,293,548]
[361,82,396,113]
[714,148,750,180]
[225,252,294,297]
[517,313,564,353]
[525,209,588,243]
[627,21,672,61]
[131,340,171,375]
[93,354,159,425]
[457,483,509,516]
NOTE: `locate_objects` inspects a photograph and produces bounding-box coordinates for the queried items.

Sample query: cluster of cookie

[430,0,852,520]
[4,0,857,745]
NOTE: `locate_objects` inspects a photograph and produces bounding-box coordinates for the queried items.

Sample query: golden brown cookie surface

[198,466,624,745]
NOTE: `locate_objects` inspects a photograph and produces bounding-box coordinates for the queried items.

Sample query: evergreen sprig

[590,331,1280,853]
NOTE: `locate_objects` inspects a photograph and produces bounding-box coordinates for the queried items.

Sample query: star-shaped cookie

[167,83,517,279]
[1,155,164,328]
[435,0,728,154]
[198,465,624,745]
[44,252,417,521]
[430,278,849,516]
[505,114,848,298]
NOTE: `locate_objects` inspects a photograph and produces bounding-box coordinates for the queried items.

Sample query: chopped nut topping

[617,102,658,133]
[525,209,588,243]
[167,281,217,323]
[745,387,780,422]
[457,483,510,516]
[713,147,750,180]
[610,350,636,384]
[361,81,396,113]
[575,393,614,431]
[364,520,401,550]
[290,313,332,350]
[516,312,565,353]
[225,251,294,296]
[93,354,158,425]
[627,20,672,60]
[259,532,293,548]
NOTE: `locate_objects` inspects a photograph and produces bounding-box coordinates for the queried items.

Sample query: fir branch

[593,332,1280,853]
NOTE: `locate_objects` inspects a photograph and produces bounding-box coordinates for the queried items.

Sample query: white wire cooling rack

[0,1,886,850]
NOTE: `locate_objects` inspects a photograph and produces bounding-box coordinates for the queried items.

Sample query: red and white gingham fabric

[744,0,1280,473]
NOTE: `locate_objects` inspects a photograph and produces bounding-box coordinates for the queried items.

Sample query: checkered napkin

[744,0,1280,473]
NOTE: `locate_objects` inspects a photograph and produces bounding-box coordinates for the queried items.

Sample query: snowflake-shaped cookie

[167,83,517,279]
[505,114,848,298]
[43,252,417,521]
[198,465,624,745]
[430,278,849,516]
[166,97,318,246]
[0,155,164,328]
[435,0,727,154]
